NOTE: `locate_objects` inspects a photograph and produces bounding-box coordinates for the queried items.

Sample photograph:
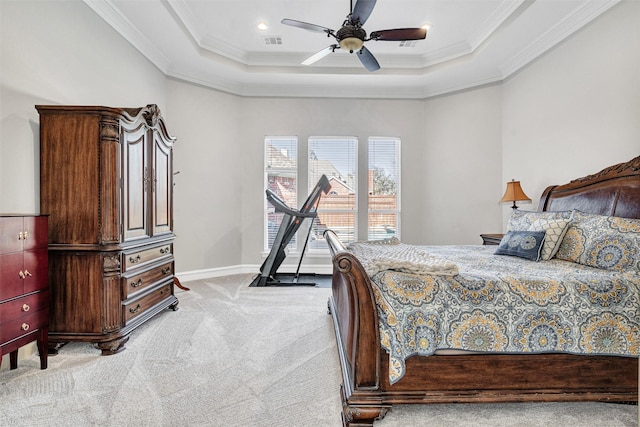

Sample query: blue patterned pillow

[555,211,640,272]
[495,230,546,261]
[505,210,574,260]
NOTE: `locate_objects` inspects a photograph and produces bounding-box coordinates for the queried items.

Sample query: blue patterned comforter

[347,243,640,384]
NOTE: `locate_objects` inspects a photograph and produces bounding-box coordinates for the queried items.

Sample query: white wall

[422,84,504,244]
[1,0,639,277]
[236,97,428,269]
[502,0,640,226]
[165,79,243,272]
[0,0,167,214]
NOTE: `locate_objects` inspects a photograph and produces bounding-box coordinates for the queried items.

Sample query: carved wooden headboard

[538,156,640,219]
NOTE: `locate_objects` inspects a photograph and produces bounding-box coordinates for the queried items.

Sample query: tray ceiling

[84,0,620,99]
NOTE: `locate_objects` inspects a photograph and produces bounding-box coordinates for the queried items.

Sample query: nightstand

[480,233,504,245]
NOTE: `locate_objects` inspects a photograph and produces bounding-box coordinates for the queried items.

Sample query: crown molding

[82,0,171,72]
[499,0,620,78]
[167,0,249,62]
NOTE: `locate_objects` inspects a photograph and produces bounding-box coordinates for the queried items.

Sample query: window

[264,137,297,251]
[368,137,400,240]
[263,135,400,253]
[308,137,357,247]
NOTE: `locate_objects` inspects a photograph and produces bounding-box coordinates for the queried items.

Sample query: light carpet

[0,274,636,427]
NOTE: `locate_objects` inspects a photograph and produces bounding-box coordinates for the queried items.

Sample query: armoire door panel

[122,126,149,241]
[152,133,172,236]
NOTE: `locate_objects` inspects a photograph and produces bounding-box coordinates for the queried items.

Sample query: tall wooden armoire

[37,105,178,355]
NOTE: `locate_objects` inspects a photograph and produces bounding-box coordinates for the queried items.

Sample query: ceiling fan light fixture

[339,37,364,52]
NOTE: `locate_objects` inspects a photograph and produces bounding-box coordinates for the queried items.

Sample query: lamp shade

[500,180,531,209]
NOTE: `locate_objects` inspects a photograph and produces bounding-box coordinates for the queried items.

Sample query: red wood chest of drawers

[0,214,48,370]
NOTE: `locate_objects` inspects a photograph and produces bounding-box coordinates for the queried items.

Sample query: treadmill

[250,174,331,287]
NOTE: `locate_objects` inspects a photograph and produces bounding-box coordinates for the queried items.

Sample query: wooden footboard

[324,229,638,427]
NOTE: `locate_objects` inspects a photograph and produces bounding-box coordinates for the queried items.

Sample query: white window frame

[308,136,358,251]
[264,136,298,252]
[367,137,401,241]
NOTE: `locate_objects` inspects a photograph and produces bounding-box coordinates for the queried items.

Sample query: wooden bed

[325,156,640,426]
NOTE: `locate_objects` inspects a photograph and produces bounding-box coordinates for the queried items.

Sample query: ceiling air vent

[263,36,283,45]
[398,40,417,48]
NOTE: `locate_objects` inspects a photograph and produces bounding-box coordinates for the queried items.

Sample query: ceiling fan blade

[357,46,380,72]
[351,0,377,25]
[302,45,338,65]
[370,28,427,41]
[281,18,333,34]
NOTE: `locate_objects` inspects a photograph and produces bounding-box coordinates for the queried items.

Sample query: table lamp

[500,179,531,209]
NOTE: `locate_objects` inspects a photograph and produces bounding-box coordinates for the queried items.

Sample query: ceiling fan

[282,0,427,72]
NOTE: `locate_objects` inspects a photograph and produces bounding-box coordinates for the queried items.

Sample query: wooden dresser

[37,105,179,355]
[0,214,49,370]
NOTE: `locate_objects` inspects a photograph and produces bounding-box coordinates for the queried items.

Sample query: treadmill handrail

[266,189,318,218]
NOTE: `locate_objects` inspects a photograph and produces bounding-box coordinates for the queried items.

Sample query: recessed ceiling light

[257,21,268,31]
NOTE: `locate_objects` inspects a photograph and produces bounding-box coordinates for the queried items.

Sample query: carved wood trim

[565,156,640,188]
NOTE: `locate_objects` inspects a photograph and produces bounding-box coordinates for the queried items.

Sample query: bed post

[325,231,390,426]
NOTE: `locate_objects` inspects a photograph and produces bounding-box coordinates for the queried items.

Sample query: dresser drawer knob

[22,304,30,312]
[129,304,141,314]
[19,270,25,279]
[21,323,30,331]
[24,269,32,277]
[131,279,143,288]
[129,255,141,264]
[162,267,171,275]
[159,247,170,255]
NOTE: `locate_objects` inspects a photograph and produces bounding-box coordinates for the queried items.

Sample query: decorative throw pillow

[495,230,546,261]
[505,210,573,261]
[555,211,640,272]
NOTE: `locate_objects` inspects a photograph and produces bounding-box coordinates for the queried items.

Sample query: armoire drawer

[123,283,172,323]
[0,291,49,323]
[123,244,173,272]
[121,261,174,299]
[0,306,48,344]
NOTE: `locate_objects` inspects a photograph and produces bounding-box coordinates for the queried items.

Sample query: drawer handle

[18,231,24,240]
[21,323,30,331]
[130,279,143,288]
[19,270,25,279]
[129,255,141,264]
[129,304,141,314]
[162,267,171,275]
[159,247,170,255]
[24,269,32,277]
[22,304,30,312]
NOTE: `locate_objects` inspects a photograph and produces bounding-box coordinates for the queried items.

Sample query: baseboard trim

[175,264,333,283]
